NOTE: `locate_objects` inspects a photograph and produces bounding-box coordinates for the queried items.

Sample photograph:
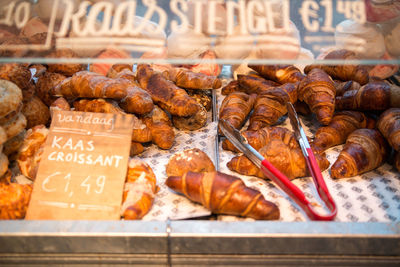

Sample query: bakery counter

[0,220,399,265]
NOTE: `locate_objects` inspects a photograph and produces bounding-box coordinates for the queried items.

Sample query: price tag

[26,110,134,220]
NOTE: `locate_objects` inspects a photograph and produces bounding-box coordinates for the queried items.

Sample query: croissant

[121,158,157,220]
[136,64,200,117]
[237,74,279,95]
[249,64,305,84]
[219,92,256,133]
[298,68,336,125]
[222,126,299,153]
[304,49,370,85]
[166,171,280,220]
[336,81,400,111]
[51,71,154,115]
[106,64,133,78]
[331,129,389,178]
[248,82,298,130]
[164,67,222,89]
[377,108,400,151]
[313,111,374,151]
[0,183,33,219]
[50,97,71,111]
[227,140,330,180]
[335,80,361,97]
[221,80,240,95]
[142,105,175,150]
[172,104,207,131]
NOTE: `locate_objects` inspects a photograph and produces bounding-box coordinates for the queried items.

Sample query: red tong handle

[261,157,337,221]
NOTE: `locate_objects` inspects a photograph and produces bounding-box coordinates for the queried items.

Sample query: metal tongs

[219,103,337,221]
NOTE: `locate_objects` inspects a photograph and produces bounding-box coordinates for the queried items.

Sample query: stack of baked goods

[220,48,400,182]
[0,79,33,219]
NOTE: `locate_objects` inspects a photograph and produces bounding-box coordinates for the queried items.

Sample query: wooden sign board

[26,110,134,220]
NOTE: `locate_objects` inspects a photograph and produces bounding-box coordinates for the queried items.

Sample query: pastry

[1,113,27,140]
[17,125,48,181]
[166,171,280,220]
[0,183,33,219]
[121,158,157,220]
[22,96,51,129]
[0,79,23,118]
[166,148,215,177]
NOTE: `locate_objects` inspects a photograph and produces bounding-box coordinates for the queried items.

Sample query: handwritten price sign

[26,110,134,220]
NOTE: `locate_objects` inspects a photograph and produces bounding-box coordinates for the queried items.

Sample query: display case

[0,0,399,265]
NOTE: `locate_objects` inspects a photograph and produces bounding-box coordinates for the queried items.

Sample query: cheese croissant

[304,49,370,85]
[298,68,336,125]
[136,64,200,117]
[377,108,400,151]
[313,111,375,151]
[51,71,154,115]
[227,140,330,180]
[164,67,222,89]
[219,92,256,133]
[249,64,305,84]
[166,171,280,220]
[248,82,298,130]
[222,126,299,152]
[331,129,389,178]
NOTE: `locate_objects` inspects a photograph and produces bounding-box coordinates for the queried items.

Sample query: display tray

[1,68,399,266]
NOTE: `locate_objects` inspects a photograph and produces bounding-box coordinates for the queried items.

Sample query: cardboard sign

[26,110,134,220]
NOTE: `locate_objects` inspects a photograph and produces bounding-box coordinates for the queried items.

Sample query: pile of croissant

[0,53,222,220]
[220,49,400,180]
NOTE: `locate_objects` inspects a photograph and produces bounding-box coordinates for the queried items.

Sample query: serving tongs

[219,106,337,221]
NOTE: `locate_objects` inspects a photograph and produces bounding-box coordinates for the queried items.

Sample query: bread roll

[166,148,215,177]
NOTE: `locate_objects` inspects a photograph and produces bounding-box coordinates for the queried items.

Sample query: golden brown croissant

[248,83,298,130]
[237,74,279,95]
[164,67,222,89]
[219,92,256,133]
[142,105,175,150]
[313,111,374,151]
[336,81,400,111]
[298,68,336,125]
[136,64,200,117]
[121,158,157,220]
[166,171,280,220]
[331,129,389,178]
[222,126,299,152]
[227,140,330,180]
[249,64,305,84]
[304,49,370,85]
[73,99,152,144]
[335,80,361,97]
[221,80,240,95]
[172,104,207,131]
[106,64,133,78]
[0,183,32,219]
[50,97,71,111]
[377,108,400,151]
[51,71,154,115]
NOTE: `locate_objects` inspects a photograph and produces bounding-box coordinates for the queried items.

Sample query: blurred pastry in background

[335,19,385,59]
